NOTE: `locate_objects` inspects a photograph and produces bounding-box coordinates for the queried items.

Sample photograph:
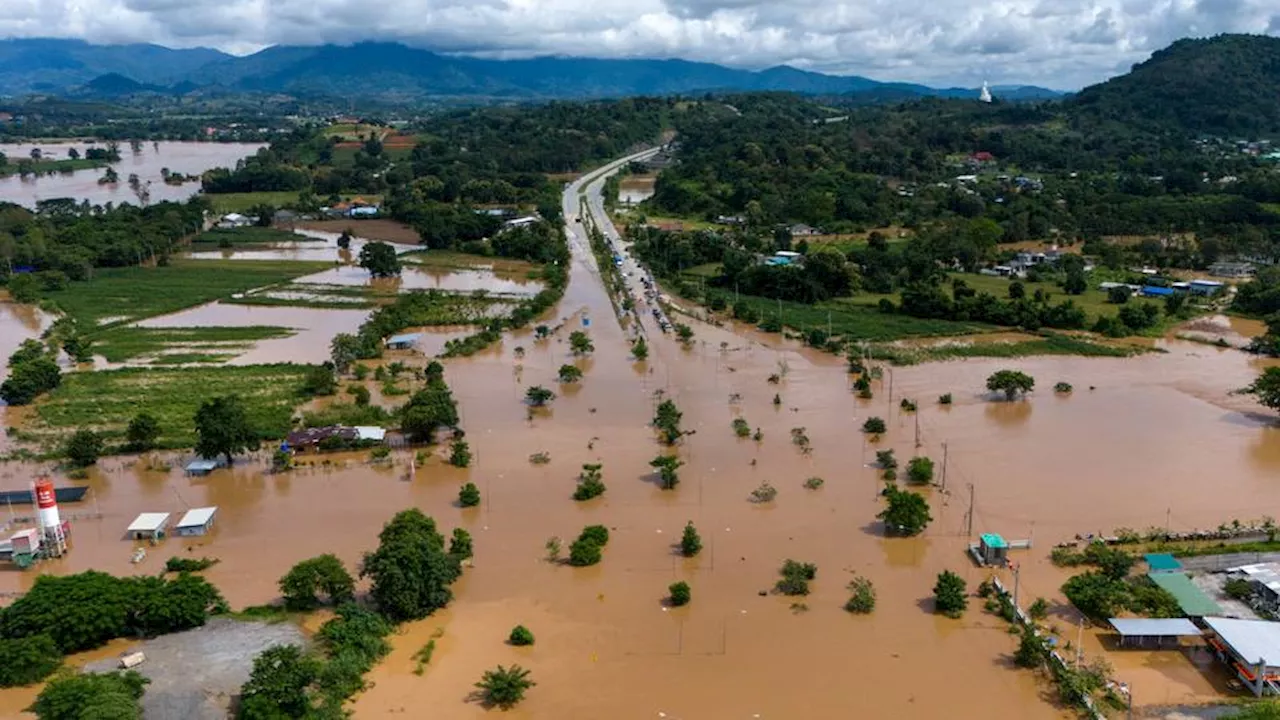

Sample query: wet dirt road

[1,151,1278,718]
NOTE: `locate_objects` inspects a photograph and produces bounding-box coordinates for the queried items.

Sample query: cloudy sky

[3,0,1278,88]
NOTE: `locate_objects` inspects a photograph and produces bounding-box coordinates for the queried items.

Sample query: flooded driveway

[1,151,1278,718]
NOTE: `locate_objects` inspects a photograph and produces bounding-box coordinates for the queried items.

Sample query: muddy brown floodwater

[0,301,54,453]
[0,142,264,209]
[2,172,1280,718]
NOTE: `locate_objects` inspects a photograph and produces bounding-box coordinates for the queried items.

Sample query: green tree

[862,417,886,434]
[279,554,355,611]
[525,385,556,406]
[680,521,702,557]
[906,456,934,485]
[669,581,691,606]
[399,378,459,442]
[237,645,320,719]
[649,454,684,490]
[63,429,103,468]
[1226,701,1280,719]
[124,413,161,452]
[653,399,683,444]
[631,336,648,360]
[986,369,1035,400]
[7,273,40,303]
[1107,285,1130,304]
[508,625,535,646]
[360,509,462,622]
[301,363,338,396]
[1013,625,1051,668]
[0,350,61,406]
[329,333,361,374]
[674,323,694,344]
[449,528,473,559]
[1242,367,1280,411]
[775,559,818,596]
[573,463,606,501]
[557,364,583,383]
[32,670,148,720]
[448,438,472,468]
[1008,281,1026,300]
[877,486,932,536]
[358,241,402,278]
[0,635,60,687]
[569,330,594,356]
[458,482,481,507]
[474,665,535,710]
[844,575,876,614]
[193,395,257,465]
[568,537,602,566]
[933,570,968,618]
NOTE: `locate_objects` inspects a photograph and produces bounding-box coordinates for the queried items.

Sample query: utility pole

[914,412,921,449]
[940,442,949,492]
[1012,562,1021,609]
[965,483,975,540]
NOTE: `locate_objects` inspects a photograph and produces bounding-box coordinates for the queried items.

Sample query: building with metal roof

[174,507,218,537]
[1144,553,1183,573]
[1109,618,1201,647]
[385,333,422,350]
[126,512,170,540]
[1203,616,1280,695]
[184,458,224,477]
[1147,572,1223,617]
[1141,285,1175,298]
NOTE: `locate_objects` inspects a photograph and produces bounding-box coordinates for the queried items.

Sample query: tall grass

[92,326,295,362]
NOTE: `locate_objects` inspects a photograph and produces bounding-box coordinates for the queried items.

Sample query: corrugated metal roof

[1145,553,1183,572]
[1203,616,1280,667]
[1110,618,1201,636]
[385,333,423,346]
[127,512,170,533]
[1147,572,1223,616]
[176,507,217,529]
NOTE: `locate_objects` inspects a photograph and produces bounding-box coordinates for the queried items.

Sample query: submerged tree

[877,486,932,536]
[474,665,535,709]
[361,509,462,622]
[525,385,556,407]
[680,521,702,557]
[986,369,1035,400]
[649,454,684,490]
[1242,367,1280,412]
[557,364,584,383]
[358,241,402,278]
[569,330,594,356]
[653,399,683,444]
[933,570,968,618]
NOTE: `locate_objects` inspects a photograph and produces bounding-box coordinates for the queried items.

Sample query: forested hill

[1070,34,1280,137]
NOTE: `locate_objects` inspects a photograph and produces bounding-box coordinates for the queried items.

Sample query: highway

[561,146,665,336]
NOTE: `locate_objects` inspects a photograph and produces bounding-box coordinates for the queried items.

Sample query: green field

[865,333,1142,366]
[203,191,385,213]
[45,258,331,328]
[30,364,312,449]
[202,191,304,213]
[949,272,1146,324]
[192,227,321,246]
[91,326,296,362]
[729,293,990,340]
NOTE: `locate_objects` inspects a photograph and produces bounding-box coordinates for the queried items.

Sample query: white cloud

[2,0,1277,88]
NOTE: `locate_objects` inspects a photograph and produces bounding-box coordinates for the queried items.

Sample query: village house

[788,223,821,237]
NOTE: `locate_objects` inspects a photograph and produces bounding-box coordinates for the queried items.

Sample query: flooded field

[1,164,1279,718]
[187,228,416,263]
[618,175,656,205]
[133,302,370,366]
[0,301,54,452]
[0,142,264,208]
[298,264,543,299]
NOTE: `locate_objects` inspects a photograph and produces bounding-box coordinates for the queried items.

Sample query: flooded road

[0,142,264,208]
[1,151,1278,718]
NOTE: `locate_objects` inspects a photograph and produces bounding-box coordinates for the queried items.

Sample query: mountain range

[0,38,1061,101]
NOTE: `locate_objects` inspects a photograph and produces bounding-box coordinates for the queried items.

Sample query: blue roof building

[1141,285,1175,298]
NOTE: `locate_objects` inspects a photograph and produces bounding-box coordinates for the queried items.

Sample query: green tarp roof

[980,533,1008,548]
[1147,572,1222,617]
[1144,553,1183,572]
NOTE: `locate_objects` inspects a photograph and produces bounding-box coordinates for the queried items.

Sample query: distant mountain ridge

[0,38,1061,101]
